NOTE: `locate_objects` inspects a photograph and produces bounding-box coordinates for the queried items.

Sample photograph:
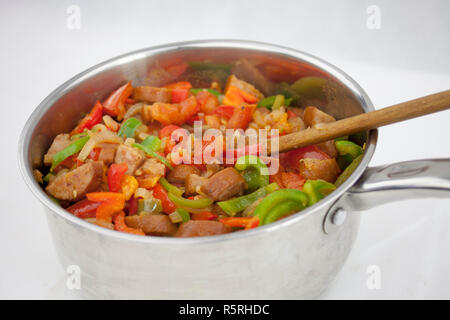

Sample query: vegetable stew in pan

[35,60,365,237]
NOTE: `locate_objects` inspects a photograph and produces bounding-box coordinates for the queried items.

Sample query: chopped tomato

[192,211,217,221]
[179,96,199,123]
[280,145,330,171]
[113,211,145,235]
[196,90,219,114]
[103,82,133,120]
[107,163,128,192]
[171,89,190,103]
[204,114,221,129]
[214,105,235,120]
[71,101,103,135]
[159,124,182,139]
[226,105,255,129]
[280,172,306,190]
[164,81,192,90]
[152,183,176,214]
[150,103,183,126]
[269,171,285,188]
[88,147,101,161]
[66,199,101,219]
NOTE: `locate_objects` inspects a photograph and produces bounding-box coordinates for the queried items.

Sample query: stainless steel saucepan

[18,40,450,299]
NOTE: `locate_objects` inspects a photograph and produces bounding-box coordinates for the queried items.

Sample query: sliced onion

[78,130,122,161]
[134,188,154,200]
[124,103,143,120]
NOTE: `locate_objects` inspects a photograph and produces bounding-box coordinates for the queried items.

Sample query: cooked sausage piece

[133,86,171,103]
[175,220,231,238]
[298,158,340,183]
[114,144,145,175]
[316,140,338,158]
[303,107,337,157]
[185,174,207,196]
[303,106,335,127]
[97,143,119,165]
[43,134,72,166]
[167,164,200,185]
[201,167,246,201]
[45,161,103,201]
[125,214,177,236]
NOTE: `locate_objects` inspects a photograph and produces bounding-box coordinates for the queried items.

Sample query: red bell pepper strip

[152,183,176,214]
[71,101,103,135]
[107,163,128,192]
[226,105,255,129]
[66,199,101,219]
[103,81,133,120]
[219,216,260,230]
[86,192,126,223]
[191,211,218,221]
[280,145,330,171]
[214,105,235,119]
[113,211,145,235]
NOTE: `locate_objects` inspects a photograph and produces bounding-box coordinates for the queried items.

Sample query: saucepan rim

[18,39,377,245]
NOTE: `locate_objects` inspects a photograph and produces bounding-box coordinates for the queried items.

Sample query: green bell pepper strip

[253,189,309,225]
[160,177,184,197]
[271,95,285,110]
[132,138,173,170]
[257,96,276,108]
[235,155,269,192]
[138,198,162,215]
[334,136,349,142]
[141,135,161,152]
[217,182,280,216]
[118,117,142,139]
[43,172,53,183]
[50,135,90,172]
[335,154,363,187]
[290,76,326,99]
[168,193,213,209]
[263,200,304,225]
[70,132,88,141]
[257,94,292,109]
[335,140,363,160]
[190,88,220,97]
[302,180,336,206]
[169,208,191,223]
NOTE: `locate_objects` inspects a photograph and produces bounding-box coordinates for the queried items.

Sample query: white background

[1,0,449,299]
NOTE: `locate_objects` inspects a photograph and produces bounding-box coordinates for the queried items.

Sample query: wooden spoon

[272,89,450,154]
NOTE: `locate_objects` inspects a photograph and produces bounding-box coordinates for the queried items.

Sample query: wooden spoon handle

[275,89,450,153]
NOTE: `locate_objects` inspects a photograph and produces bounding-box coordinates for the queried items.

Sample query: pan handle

[324,159,450,233]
